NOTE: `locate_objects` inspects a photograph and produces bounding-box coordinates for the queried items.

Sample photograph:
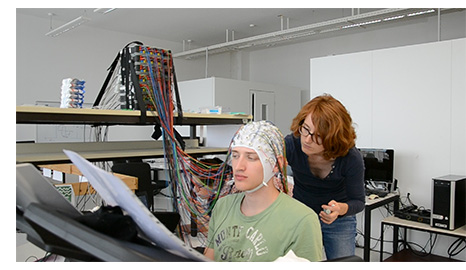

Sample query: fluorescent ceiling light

[407,9,435,17]
[46,16,91,37]
[383,15,405,21]
[341,19,382,29]
[94,8,116,14]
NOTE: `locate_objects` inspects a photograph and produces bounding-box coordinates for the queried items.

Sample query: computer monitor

[358,148,395,191]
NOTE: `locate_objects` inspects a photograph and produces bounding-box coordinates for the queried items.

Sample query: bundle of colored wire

[135,46,235,239]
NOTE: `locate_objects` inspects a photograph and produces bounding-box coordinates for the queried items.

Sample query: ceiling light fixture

[383,15,405,21]
[93,8,116,14]
[45,16,91,37]
[341,19,382,29]
[407,9,435,17]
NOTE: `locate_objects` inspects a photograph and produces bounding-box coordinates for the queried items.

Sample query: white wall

[16,13,184,106]
[311,39,466,202]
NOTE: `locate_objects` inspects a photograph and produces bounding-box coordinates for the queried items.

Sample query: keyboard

[365,188,388,197]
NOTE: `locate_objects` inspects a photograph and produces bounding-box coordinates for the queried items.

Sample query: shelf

[16,106,250,165]
[382,216,466,238]
[16,106,252,125]
[16,140,229,165]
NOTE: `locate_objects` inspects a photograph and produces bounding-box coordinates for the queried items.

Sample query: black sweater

[285,134,365,216]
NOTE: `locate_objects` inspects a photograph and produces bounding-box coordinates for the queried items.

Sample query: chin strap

[244,179,269,194]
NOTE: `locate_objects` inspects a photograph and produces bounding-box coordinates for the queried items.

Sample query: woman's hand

[319,200,348,224]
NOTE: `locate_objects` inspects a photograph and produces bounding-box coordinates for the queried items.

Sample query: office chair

[111,162,180,233]
[111,162,168,212]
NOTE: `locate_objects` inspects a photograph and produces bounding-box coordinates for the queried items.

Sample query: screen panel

[359,148,394,184]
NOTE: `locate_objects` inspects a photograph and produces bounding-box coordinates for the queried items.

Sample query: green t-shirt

[207,192,323,262]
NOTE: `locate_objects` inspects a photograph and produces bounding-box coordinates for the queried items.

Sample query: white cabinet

[178,77,302,147]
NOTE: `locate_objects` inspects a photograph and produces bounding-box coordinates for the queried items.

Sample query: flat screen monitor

[358,148,394,187]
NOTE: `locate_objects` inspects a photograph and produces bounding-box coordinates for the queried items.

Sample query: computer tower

[431,175,466,230]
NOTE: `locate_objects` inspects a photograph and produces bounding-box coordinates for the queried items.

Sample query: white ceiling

[17,8,383,47]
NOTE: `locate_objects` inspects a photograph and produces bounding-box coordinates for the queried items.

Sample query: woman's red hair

[290,94,356,160]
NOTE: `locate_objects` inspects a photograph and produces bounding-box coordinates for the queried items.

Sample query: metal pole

[205,48,208,78]
[437,8,441,41]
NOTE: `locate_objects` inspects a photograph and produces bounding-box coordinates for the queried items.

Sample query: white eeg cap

[230,121,284,193]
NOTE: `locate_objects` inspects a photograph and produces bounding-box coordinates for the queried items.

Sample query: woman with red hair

[285,94,365,260]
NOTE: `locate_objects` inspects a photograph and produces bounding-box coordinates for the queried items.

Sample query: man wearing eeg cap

[204,121,322,262]
[229,120,282,193]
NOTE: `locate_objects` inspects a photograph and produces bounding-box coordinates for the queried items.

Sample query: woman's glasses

[299,125,322,144]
